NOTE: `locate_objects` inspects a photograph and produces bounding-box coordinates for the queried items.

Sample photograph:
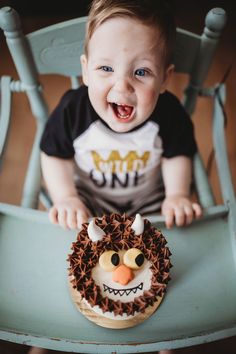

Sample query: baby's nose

[113,77,134,94]
[112,264,134,285]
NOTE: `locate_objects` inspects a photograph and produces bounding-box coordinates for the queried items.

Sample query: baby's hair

[84,0,176,67]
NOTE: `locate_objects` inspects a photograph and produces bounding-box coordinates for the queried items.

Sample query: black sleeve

[40,86,95,158]
[154,91,197,158]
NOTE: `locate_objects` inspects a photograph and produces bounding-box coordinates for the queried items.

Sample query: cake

[68,213,172,328]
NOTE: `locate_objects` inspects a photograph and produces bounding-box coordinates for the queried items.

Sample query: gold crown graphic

[91,150,150,173]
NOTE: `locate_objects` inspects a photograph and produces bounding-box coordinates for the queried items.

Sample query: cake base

[68,277,163,329]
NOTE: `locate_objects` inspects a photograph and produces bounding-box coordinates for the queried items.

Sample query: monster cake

[68,213,171,328]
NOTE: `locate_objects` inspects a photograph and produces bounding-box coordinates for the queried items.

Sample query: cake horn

[131,214,144,235]
[87,219,105,242]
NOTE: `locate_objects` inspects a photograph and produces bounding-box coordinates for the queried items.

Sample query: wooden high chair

[0,6,235,353]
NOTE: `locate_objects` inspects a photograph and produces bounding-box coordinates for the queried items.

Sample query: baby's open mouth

[111,103,134,120]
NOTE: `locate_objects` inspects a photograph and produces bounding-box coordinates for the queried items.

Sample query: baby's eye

[135,68,148,77]
[100,66,113,72]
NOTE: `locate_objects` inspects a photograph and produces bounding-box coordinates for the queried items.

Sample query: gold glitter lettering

[91,150,150,173]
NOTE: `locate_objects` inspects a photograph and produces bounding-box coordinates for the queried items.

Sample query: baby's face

[81,17,172,133]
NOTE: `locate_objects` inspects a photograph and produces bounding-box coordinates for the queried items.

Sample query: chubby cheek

[88,84,107,112]
[140,88,159,116]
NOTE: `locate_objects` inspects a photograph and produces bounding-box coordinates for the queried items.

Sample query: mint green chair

[0,6,235,353]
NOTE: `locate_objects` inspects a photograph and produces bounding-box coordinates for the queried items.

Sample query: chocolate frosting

[68,213,172,316]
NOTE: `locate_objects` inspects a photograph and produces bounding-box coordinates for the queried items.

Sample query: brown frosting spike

[113,300,124,316]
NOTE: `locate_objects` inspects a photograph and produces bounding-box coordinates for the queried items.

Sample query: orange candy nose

[112,264,134,285]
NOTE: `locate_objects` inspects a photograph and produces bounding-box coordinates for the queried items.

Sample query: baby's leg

[159,350,174,354]
[27,347,48,354]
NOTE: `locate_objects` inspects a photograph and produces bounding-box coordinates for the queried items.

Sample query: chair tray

[0,203,236,353]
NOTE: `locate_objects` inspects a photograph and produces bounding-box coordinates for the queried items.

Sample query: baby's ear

[80,54,88,86]
[160,64,174,93]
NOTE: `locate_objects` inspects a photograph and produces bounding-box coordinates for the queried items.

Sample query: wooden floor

[0,1,236,353]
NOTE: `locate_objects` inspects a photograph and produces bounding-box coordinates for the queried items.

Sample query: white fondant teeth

[103,283,143,297]
[87,219,105,242]
[131,213,144,235]
[119,290,125,296]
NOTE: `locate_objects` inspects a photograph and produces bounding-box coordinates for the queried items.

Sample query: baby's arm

[41,152,90,229]
[161,156,202,228]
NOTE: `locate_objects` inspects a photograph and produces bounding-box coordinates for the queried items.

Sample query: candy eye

[99,250,120,271]
[123,248,145,270]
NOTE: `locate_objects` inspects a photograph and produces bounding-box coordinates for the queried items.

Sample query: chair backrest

[0,6,227,209]
[27,16,86,84]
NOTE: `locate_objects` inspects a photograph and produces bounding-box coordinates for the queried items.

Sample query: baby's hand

[49,196,90,230]
[161,195,202,229]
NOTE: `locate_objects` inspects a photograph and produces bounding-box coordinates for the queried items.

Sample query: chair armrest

[0,76,12,160]
[212,84,235,203]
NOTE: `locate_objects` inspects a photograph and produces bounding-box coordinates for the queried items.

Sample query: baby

[40,0,202,230]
